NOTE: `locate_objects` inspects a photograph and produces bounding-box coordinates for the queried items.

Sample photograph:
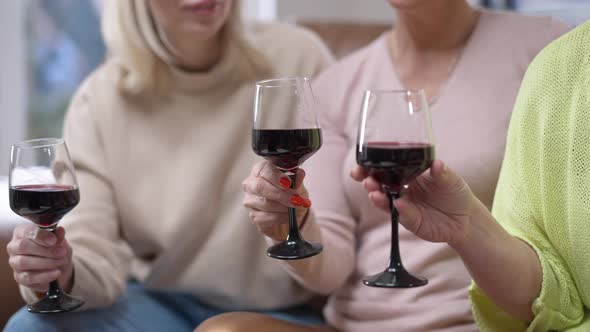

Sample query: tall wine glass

[252,77,323,260]
[356,89,435,288]
[9,138,84,313]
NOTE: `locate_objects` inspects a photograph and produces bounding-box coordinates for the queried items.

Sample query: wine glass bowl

[9,138,84,313]
[252,77,323,260]
[356,89,434,288]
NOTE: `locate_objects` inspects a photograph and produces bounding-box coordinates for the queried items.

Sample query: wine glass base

[267,240,323,260]
[27,293,84,314]
[363,269,428,288]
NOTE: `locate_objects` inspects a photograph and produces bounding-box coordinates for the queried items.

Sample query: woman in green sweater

[353,19,590,331]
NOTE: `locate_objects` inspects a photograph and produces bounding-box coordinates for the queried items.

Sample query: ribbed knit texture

[471,20,590,332]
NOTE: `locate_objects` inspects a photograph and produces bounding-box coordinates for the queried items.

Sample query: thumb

[54,226,67,245]
[425,160,462,191]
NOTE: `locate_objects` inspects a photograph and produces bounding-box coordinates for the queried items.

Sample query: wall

[0,1,27,175]
[243,0,482,23]
[277,0,393,23]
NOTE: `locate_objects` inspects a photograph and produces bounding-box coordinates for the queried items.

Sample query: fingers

[350,165,368,182]
[8,225,74,293]
[12,224,58,247]
[293,169,306,190]
[244,162,310,208]
[394,198,423,235]
[243,176,300,208]
[362,176,382,193]
[251,161,291,189]
[54,227,66,245]
[417,160,463,192]
[248,210,289,228]
[358,173,389,212]
[14,270,61,290]
[248,210,290,240]
[9,255,69,271]
[7,236,68,259]
[368,191,390,211]
[256,222,290,242]
[243,194,289,213]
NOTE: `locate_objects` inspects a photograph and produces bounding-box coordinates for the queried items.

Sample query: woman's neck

[388,1,480,100]
[394,1,478,51]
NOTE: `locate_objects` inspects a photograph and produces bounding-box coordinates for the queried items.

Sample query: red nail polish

[290,195,305,206]
[303,199,312,208]
[279,177,291,189]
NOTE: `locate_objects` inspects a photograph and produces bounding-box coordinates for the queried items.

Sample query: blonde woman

[5,0,332,330]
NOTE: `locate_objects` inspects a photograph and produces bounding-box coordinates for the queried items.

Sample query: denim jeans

[4,283,323,332]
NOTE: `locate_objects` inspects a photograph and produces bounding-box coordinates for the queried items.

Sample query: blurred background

[1,0,590,175]
[0,0,589,326]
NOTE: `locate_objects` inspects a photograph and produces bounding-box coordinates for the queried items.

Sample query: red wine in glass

[253,77,323,260]
[357,142,434,192]
[9,138,84,313]
[10,184,80,229]
[356,89,434,288]
[252,128,322,171]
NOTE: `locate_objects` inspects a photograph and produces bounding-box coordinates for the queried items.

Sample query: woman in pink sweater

[198,1,569,331]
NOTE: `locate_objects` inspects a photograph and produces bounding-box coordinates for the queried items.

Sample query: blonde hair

[101,0,269,95]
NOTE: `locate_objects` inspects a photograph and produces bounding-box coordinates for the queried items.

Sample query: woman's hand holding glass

[7,225,74,294]
[243,161,312,242]
[351,160,476,249]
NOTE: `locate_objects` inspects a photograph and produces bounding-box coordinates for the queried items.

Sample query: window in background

[513,0,590,25]
[26,0,104,139]
[483,0,590,25]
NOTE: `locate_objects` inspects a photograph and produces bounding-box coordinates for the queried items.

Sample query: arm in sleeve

[470,36,586,331]
[21,80,134,309]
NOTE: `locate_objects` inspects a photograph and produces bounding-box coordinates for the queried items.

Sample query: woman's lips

[181,0,223,16]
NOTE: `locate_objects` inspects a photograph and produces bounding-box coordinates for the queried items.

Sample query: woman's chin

[388,0,430,9]
[179,22,224,38]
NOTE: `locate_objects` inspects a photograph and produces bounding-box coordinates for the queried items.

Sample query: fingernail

[279,177,291,189]
[303,199,312,208]
[54,247,67,257]
[290,195,305,206]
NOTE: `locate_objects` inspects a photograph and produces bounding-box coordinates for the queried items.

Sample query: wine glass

[356,89,435,288]
[9,138,84,313]
[252,77,323,260]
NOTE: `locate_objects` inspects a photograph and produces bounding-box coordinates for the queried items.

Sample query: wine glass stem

[285,170,302,242]
[45,227,64,298]
[387,192,404,271]
[47,280,62,298]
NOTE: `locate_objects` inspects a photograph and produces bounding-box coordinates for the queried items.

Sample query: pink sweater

[281,11,569,331]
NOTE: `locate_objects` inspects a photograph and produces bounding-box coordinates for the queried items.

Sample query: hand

[242,161,312,241]
[351,160,476,247]
[7,224,74,294]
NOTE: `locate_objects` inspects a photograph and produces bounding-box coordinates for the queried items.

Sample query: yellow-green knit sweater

[469,20,590,331]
